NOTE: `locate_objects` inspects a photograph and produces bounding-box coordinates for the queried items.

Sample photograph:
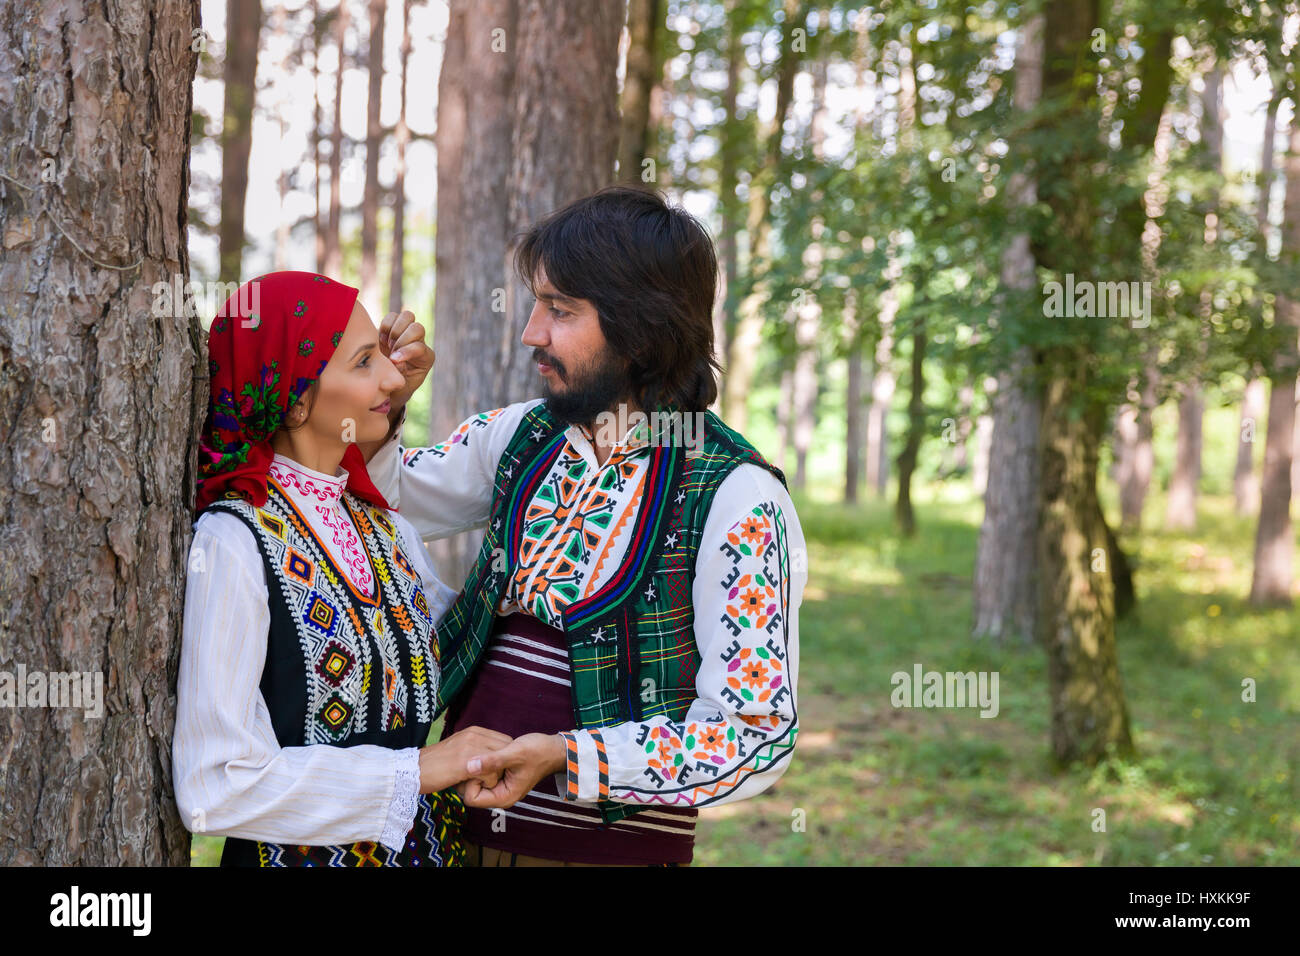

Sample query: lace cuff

[379,748,421,851]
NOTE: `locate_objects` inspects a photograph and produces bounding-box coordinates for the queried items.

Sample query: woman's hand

[378,309,435,415]
[418,726,512,794]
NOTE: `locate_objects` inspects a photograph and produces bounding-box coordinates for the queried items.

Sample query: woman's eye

[358,354,371,368]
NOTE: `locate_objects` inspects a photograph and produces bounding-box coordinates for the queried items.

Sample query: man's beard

[534,345,633,427]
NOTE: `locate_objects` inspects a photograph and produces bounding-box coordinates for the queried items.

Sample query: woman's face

[302,300,405,446]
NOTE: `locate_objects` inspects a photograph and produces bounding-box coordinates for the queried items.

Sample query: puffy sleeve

[364,399,544,539]
[557,463,805,809]
[172,511,421,851]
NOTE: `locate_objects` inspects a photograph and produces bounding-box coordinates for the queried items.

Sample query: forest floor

[188,486,1300,867]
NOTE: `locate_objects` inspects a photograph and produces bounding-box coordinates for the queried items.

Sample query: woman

[173,271,507,866]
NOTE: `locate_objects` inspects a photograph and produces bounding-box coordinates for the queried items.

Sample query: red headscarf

[195,271,392,514]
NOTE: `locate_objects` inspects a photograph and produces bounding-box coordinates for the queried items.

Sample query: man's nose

[521,304,549,347]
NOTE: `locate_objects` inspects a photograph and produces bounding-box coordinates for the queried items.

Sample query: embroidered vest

[435,404,787,824]
[202,477,465,866]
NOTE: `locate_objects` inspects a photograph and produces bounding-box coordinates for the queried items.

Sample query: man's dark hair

[514,185,721,413]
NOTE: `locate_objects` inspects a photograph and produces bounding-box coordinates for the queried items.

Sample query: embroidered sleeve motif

[562,494,801,808]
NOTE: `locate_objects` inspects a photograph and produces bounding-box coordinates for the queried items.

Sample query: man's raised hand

[378,309,435,412]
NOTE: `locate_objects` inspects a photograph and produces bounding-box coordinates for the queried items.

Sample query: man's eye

[549,306,569,319]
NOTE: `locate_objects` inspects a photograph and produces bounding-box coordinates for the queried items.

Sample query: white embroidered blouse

[172,453,458,852]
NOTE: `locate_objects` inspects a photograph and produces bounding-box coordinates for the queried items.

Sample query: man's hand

[418,726,512,794]
[456,733,568,809]
[378,309,435,415]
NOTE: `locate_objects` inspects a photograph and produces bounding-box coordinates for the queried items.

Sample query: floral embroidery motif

[294,299,307,317]
[298,337,315,356]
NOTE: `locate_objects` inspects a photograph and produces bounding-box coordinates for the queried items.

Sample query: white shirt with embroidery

[173,453,458,851]
[368,400,805,811]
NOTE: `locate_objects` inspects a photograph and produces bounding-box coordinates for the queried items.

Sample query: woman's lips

[371,400,391,414]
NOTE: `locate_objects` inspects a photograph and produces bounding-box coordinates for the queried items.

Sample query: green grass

[691,481,1300,866]
[188,478,1300,867]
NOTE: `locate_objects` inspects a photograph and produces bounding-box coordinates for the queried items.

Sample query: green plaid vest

[434,403,786,823]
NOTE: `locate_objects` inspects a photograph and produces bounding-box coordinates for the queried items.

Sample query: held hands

[456,732,568,809]
[418,726,512,794]
[378,309,435,413]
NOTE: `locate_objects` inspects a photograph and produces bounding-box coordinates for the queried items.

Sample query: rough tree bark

[0,0,202,864]
[430,0,622,581]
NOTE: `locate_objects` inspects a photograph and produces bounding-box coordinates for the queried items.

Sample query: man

[366,185,805,866]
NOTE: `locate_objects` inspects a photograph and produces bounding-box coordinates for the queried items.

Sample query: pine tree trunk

[895,325,926,537]
[617,0,661,182]
[973,13,1041,643]
[845,297,866,504]
[313,0,326,270]
[1249,97,1300,605]
[324,0,348,276]
[0,0,201,864]
[713,2,743,418]
[388,0,411,314]
[1235,376,1265,514]
[430,0,621,581]
[723,0,805,433]
[1165,382,1204,529]
[218,0,262,283]
[360,0,386,306]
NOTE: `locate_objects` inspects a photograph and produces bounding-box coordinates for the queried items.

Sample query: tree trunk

[323,0,348,276]
[388,0,411,314]
[1166,66,1222,532]
[360,0,386,306]
[0,0,201,864]
[430,0,622,581]
[973,13,1042,644]
[713,2,744,418]
[1250,110,1300,606]
[313,0,326,270]
[1238,82,1283,515]
[723,0,806,433]
[974,360,1041,642]
[617,0,660,183]
[1235,376,1266,515]
[1039,384,1135,762]
[895,324,926,537]
[971,376,996,496]
[1035,0,1134,764]
[845,295,866,504]
[790,41,828,492]
[867,240,900,497]
[1116,350,1157,528]
[218,0,262,283]
[1165,382,1204,529]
